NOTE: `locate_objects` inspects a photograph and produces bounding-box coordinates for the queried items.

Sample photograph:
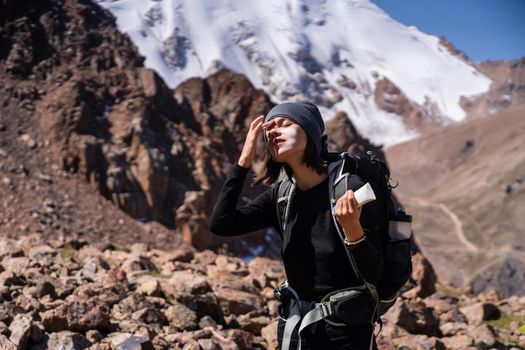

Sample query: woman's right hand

[238,115,265,168]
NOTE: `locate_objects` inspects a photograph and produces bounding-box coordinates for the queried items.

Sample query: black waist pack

[275,282,376,327]
[320,286,375,326]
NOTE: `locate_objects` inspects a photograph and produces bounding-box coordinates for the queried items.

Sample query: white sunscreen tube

[354,182,376,207]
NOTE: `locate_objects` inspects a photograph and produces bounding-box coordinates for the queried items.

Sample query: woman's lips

[273,138,285,147]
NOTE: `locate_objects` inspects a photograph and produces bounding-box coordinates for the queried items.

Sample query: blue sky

[371,0,525,62]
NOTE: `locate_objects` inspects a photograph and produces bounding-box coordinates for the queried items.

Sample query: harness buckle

[319,302,334,318]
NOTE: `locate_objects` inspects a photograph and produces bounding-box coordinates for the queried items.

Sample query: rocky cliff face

[0,0,277,253]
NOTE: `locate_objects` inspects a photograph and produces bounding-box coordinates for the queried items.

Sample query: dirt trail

[411,197,479,253]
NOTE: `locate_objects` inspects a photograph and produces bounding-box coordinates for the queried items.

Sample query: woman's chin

[272,148,296,163]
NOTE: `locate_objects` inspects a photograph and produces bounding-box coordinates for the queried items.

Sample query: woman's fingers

[340,191,349,214]
[336,190,360,215]
[239,116,266,166]
[251,115,264,130]
[262,119,276,131]
[348,191,356,213]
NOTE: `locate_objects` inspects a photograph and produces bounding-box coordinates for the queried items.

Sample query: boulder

[107,333,154,350]
[46,331,91,350]
[214,288,265,316]
[163,270,211,296]
[40,298,110,332]
[459,302,501,326]
[131,307,167,325]
[403,253,437,299]
[164,302,198,330]
[8,314,38,349]
[389,300,441,336]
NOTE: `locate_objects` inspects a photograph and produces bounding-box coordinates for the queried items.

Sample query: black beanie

[264,100,325,156]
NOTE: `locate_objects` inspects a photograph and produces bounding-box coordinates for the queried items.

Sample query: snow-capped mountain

[98,0,491,147]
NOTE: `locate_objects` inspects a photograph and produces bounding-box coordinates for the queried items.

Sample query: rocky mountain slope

[385,105,525,297]
[0,0,275,255]
[0,235,524,349]
[465,58,525,118]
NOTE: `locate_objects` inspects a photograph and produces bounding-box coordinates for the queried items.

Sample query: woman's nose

[267,125,280,136]
[266,129,280,141]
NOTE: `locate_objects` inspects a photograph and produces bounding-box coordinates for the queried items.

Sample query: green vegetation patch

[485,313,525,334]
[60,248,77,262]
[148,271,172,279]
[518,323,525,334]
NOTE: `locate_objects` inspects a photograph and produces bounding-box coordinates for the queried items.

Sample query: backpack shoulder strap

[276,177,294,238]
[329,152,360,203]
[328,152,380,322]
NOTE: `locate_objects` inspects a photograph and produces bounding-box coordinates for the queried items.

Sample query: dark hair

[251,134,328,187]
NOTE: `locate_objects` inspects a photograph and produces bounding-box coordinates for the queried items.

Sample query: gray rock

[82,262,97,279]
[165,302,197,330]
[47,331,91,350]
[108,333,154,350]
[117,336,155,350]
[8,314,32,349]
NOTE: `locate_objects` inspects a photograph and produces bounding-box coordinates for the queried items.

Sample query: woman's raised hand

[335,190,365,242]
[238,115,265,168]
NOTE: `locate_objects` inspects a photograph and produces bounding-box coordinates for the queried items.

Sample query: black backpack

[275,151,413,316]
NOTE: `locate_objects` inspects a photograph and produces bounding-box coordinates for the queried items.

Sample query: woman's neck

[288,159,328,191]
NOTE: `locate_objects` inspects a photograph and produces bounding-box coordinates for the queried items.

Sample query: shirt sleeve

[208,163,278,236]
[342,172,384,286]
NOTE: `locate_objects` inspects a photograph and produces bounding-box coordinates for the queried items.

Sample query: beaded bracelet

[343,234,366,247]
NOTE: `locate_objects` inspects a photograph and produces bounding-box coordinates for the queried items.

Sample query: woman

[209,100,383,349]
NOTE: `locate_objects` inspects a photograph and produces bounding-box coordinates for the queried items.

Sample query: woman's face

[264,117,308,163]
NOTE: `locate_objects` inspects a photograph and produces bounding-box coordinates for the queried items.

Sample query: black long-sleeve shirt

[209,162,383,301]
